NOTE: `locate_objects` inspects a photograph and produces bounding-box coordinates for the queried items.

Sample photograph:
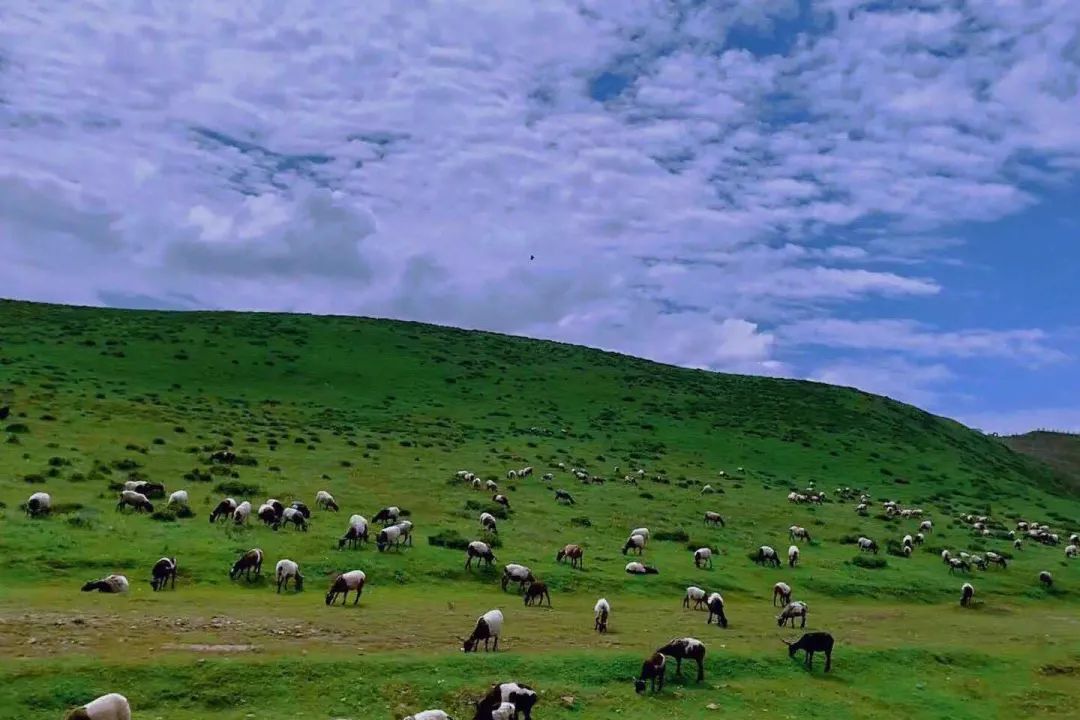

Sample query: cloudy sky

[2,1,1078,434]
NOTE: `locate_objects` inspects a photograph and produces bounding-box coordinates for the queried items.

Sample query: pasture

[1,299,1078,719]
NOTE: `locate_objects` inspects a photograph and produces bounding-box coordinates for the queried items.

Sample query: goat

[754,545,781,567]
[556,544,584,568]
[704,511,725,527]
[656,637,706,682]
[230,549,263,581]
[64,693,131,720]
[783,632,833,672]
[462,609,504,653]
[777,601,808,628]
[81,574,129,593]
[149,557,177,591]
[275,559,303,593]
[773,581,792,607]
[706,592,728,628]
[209,498,237,523]
[325,570,366,605]
[594,598,609,633]
[523,581,551,607]
[960,582,974,607]
[694,547,714,569]
[116,490,153,513]
[472,682,535,720]
[683,586,707,609]
[634,652,666,694]
[465,541,496,569]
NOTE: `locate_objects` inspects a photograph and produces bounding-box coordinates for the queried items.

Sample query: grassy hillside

[1,299,1078,720]
[1003,431,1080,493]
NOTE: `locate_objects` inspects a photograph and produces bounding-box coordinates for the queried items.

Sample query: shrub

[427,529,471,551]
[23,474,46,484]
[5,423,30,433]
[851,555,887,569]
[214,480,261,496]
[570,516,592,527]
[654,529,690,543]
[151,506,195,522]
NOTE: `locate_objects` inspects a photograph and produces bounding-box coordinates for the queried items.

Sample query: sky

[1,1,1078,435]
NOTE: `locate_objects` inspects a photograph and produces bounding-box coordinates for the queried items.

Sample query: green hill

[1003,431,1080,493]
[1,299,1078,720]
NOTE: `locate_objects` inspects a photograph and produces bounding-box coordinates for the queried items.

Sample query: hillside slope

[1,299,1078,720]
[1003,431,1080,493]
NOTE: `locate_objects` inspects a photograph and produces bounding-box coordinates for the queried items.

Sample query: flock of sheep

[23,461,1078,720]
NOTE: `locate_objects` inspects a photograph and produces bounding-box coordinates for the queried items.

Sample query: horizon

[2,1,1078,434]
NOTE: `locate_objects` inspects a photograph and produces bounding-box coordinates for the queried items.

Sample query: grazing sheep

[523,581,551,607]
[506,470,517,480]
[1039,571,1053,588]
[466,540,496,569]
[493,494,510,509]
[556,544,584,568]
[521,466,534,478]
[81,574,129,594]
[230,549,263,581]
[150,557,177,591]
[626,562,659,575]
[631,527,651,542]
[903,546,913,557]
[634,652,666,694]
[372,506,400,525]
[490,703,516,720]
[1065,544,1078,559]
[315,490,338,511]
[257,503,279,527]
[554,489,575,504]
[855,503,869,515]
[788,545,800,567]
[941,549,951,563]
[290,501,311,519]
[1014,538,1023,550]
[754,545,781,567]
[700,484,716,495]
[462,609,504,653]
[920,520,933,533]
[472,682,536,720]
[501,564,534,592]
[783,632,833,672]
[656,637,706,682]
[857,537,878,554]
[594,598,610,633]
[789,526,811,542]
[26,491,51,517]
[325,570,366,605]
[948,558,970,573]
[116,490,153,513]
[622,534,647,556]
[480,512,498,533]
[541,472,554,481]
[777,601,808,628]
[704,511,725,527]
[64,693,131,720]
[275,559,303,593]
[209,498,237,523]
[489,480,501,491]
[773,581,792,607]
[915,532,925,545]
[960,582,974,607]
[902,534,914,549]
[209,449,236,464]
[706,592,728,628]
[232,500,252,525]
[278,507,308,532]
[394,520,414,546]
[971,554,987,570]
[167,490,189,507]
[985,552,1008,569]
[694,547,714,569]
[683,586,707,609]
[404,711,451,720]
[1071,533,1079,545]
[376,524,403,552]
[338,515,369,549]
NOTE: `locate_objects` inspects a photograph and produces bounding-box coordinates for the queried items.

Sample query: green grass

[1,299,1078,719]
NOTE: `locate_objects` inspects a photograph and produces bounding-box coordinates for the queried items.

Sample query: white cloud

[811,359,955,408]
[958,409,1080,436]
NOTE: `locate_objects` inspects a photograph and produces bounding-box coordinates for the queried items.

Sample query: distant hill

[1002,431,1080,493]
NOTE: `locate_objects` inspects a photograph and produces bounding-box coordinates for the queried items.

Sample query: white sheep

[26,491,52,517]
[594,597,610,632]
[64,693,131,720]
[700,484,715,494]
[622,534,647,555]
[233,500,252,525]
[683,586,707,609]
[480,512,498,532]
[630,527,651,542]
[788,545,800,567]
[1065,544,1078,559]
[693,547,713,568]
[920,520,933,533]
[777,600,808,628]
[275,559,303,593]
[315,490,339,511]
[404,711,451,720]
[491,702,516,720]
[168,490,189,507]
[116,490,153,513]
[789,525,811,541]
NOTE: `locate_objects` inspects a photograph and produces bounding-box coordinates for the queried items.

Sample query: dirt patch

[161,643,258,652]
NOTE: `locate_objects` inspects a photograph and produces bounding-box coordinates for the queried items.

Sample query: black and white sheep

[376,524,404,552]
[150,557,177,591]
[554,489,576,504]
[64,693,131,720]
[462,609,504,653]
[777,600,808,628]
[789,525,811,542]
[704,511,725,527]
[116,490,153,513]
[656,637,706,682]
[501,563,534,592]
[706,592,728,628]
[1039,571,1053,588]
[788,545,800,567]
[472,682,535,720]
[857,537,878,554]
[622,534,647,555]
[278,506,308,531]
[232,500,252,525]
[960,582,974,607]
[594,598,610,633]
[773,581,792,607]
[209,498,237,523]
[315,490,339,511]
[634,652,666,694]
[372,506,400,525]
[625,561,659,575]
[693,547,714,569]
[754,545,781,567]
[480,512,498,533]
[338,515,369,549]
[325,570,366,605]
[683,586,707,609]
[492,494,510,509]
[465,541,496,569]
[81,574,129,593]
[26,491,51,517]
[275,559,303,593]
[230,548,263,581]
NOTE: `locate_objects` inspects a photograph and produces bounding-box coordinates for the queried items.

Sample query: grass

[0,299,1078,719]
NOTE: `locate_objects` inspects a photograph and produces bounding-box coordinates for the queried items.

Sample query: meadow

[1,299,1078,720]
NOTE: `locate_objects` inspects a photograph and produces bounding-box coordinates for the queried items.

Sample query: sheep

[857,537,878,554]
[150,557,177,591]
[625,561,659,575]
[594,598,610,633]
[290,501,311,519]
[373,506,400,525]
[116,490,153,513]
[903,546,912,557]
[773,581,792,607]
[394,519,414,546]
[26,491,51,517]
[915,532,925,545]
[338,515,369,549]
[81,574,129,593]
[700,484,716,495]
[257,503,280,527]
[376,524,403,552]
[920,520,933,533]
[783,632,833,672]
[209,449,236,464]
[855,503,869,515]
[64,693,131,720]
[634,652,666,694]
[554,489,575,504]
[404,711,451,720]
[541,472,554,481]
[462,609,504,653]
[472,682,536,720]
[123,480,164,497]
[466,540,496,569]
[1071,533,1080,545]
[167,490,189,507]
[986,552,1008,569]
[631,527,651,542]
[501,563,534,592]
[315,490,338,511]
[902,534,914,549]
[683,586,707,609]
[505,470,517,480]
[754,545,781,567]
[693,547,714,569]
[704,511,725,527]
[493,494,510,508]
[1039,571,1053,588]
[472,478,483,490]
[556,544,584,568]
[486,479,500,492]
[788,545,800,567]
[622,534,647,556]
[789,526,811,542]
[480,512,498,533]
[325,570,366,605]
[960,582,974,607]
[232,500,252,525]
[209,498,237,523]
[275,559,303,593]
[706,592,728,628]
[521,466,534,478]
[948,558,970,573]
[523,581,551,607]
[777,600,808,628]
[278,507,308,532]
[1065,544,1078,559]
[1014,538,1023,550]
[941,549,951,563]
[656,637,706,682]
[971,554,987,571]
[230,549,263,581]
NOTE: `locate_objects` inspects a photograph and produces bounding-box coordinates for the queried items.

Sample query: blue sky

[1,1,1078,434]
